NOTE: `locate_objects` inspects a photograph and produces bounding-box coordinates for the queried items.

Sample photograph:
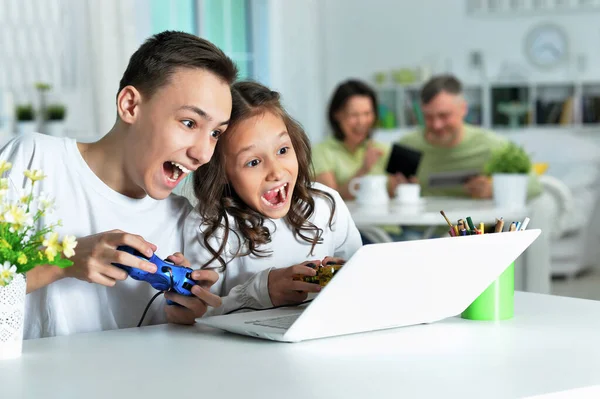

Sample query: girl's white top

[184,183,362,316]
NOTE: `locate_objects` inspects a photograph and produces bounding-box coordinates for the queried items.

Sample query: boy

[0,31,237,338]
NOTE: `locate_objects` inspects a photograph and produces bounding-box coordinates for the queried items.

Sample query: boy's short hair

[118,31,238,99]
[420,75,463,105]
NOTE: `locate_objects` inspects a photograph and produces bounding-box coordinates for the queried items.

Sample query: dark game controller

[113,245,196,305]
[294,262,343,287]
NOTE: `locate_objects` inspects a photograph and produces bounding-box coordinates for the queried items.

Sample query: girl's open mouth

[260,183,290,208]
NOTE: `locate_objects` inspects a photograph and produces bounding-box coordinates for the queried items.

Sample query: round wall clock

[524,24,569,69]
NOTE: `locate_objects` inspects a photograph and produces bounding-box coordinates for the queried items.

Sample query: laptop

[197,229,540,342]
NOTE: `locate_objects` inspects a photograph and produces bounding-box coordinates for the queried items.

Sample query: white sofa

[509,130,600,278]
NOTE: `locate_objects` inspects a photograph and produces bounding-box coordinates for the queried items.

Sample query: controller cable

[137,269,314,324]
[137,291,164,327]
[137,268,174,327]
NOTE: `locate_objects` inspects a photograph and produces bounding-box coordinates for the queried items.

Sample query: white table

[348,197,528,228]
[348,196,551,295]
[2,293,599,399]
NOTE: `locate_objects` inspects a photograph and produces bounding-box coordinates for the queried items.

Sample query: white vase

[17,121,36,135]
[45,121,65,136]
[492,173,528,209]
[0,273,26,360]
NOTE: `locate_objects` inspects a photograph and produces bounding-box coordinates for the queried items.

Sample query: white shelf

[374,125,600,137]
[374,80,600,131]
[466,0,600,17]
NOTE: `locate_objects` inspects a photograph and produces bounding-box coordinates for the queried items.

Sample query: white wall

[267,0,600,143]
[321,0,600,92]
[267,0,327,143]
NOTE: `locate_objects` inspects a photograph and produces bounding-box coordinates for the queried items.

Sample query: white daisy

[37,192,56,213]
[0,261,17,287]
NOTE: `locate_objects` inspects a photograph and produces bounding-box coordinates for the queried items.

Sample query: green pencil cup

[461,262,514,321]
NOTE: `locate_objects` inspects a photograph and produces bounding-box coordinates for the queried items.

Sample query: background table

[348,197,528,228]
[2,293,599,399]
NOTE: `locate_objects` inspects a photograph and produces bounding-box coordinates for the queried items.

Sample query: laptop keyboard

[244,314,300,330]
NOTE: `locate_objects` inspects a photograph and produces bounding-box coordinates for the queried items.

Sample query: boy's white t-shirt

[184,182,362,316]
[0,133,193,339]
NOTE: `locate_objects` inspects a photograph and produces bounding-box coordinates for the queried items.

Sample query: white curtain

[0,0,144,140]
[85,0,144,139]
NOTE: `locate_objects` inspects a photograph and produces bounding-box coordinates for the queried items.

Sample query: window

[0,0,94,137]
[148,0,269,82]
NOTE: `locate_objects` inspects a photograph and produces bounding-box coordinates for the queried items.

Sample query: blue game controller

[113,246,196,305]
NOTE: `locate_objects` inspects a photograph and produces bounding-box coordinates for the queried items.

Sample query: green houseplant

[485,142,532,175]
[44,104,67,136]
[15,105,36,135]
[485,142,532,209]
[45,104,66,121]
[35,82,51,121]
[15,105,34,122]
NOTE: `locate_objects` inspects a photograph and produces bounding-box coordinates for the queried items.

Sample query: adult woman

[313,79,392,200]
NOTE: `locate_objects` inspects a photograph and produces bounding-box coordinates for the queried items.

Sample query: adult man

[395,75,541,199]
[0,31,237,338]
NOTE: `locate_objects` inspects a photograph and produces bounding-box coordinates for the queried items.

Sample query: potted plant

[15,105,36,135]
[484,142,532,209]
[0,160,77,359]
[45,104,67,136]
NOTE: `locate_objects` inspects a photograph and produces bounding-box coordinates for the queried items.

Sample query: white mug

[395,183,421,204]
[348,175,389,205]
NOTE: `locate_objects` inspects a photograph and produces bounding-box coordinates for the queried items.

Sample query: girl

[184,81,362,315]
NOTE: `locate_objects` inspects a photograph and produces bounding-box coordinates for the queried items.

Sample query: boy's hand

[64,229,158,287]
[268,261,322,307]
[163,252,222,325]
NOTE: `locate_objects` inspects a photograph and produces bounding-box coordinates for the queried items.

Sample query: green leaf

[484,142,532,175]
[49,258,74,268]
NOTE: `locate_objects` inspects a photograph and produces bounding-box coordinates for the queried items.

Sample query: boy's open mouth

[163,161,191,184]
[260,183,289,208]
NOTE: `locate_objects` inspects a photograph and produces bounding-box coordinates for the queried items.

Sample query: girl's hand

[164,252,222,325]
[267,261,322,307]
[321,256,346,266]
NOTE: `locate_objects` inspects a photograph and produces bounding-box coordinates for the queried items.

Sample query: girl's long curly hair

[193,81,336,270]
